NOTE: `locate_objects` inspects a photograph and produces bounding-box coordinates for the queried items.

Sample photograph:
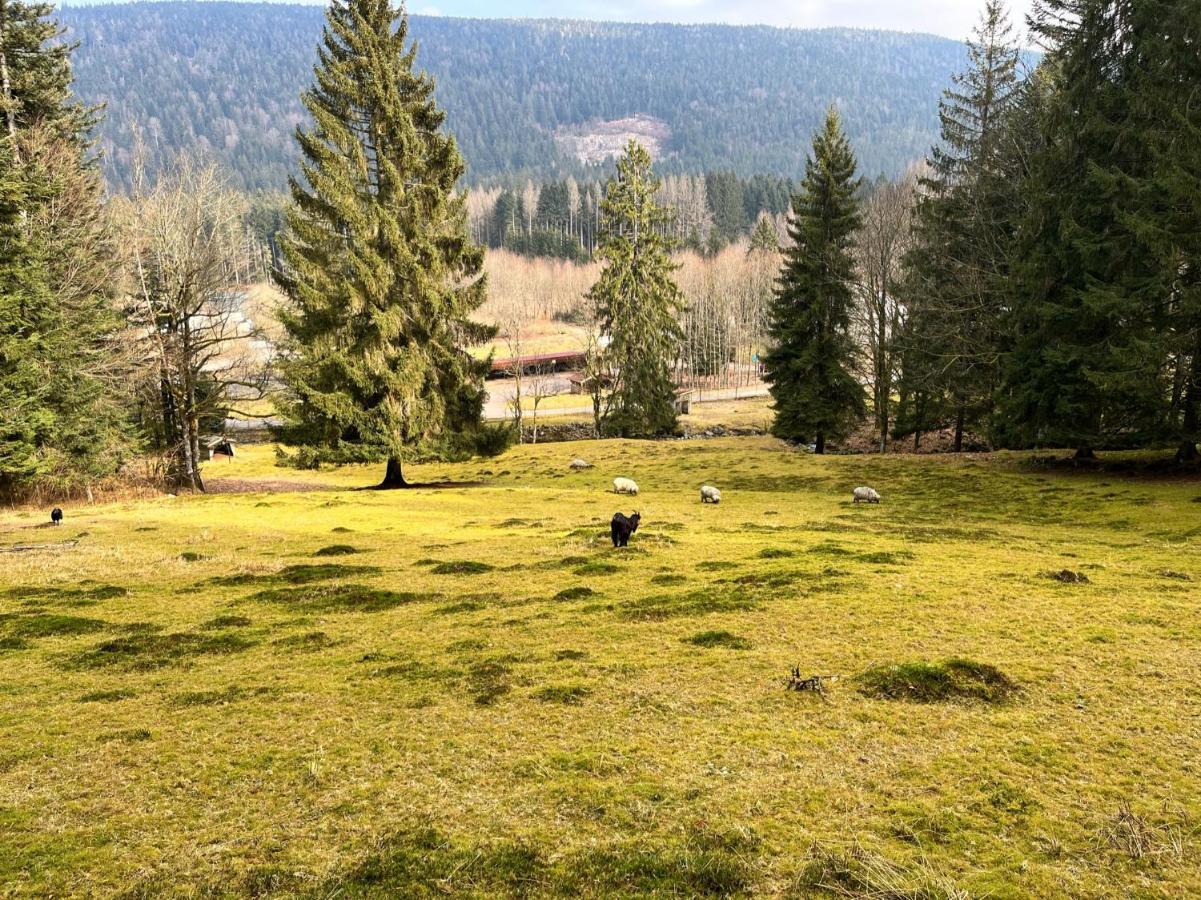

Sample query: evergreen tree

[588,140,684,437]
[764,108,865,453]
[0,0,126,496]
[1119,0,1201,460]
[999,0,1165,456]
[900,0,1021,451]
[275,0,499,487]
[748,214,779,253]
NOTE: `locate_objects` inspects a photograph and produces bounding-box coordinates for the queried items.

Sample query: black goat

[611,512,641,548]
[51,508,63,526]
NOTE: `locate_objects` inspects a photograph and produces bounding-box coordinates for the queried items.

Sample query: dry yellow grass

[0,438,1198,897]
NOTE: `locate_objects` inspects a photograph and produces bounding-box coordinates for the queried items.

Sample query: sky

[406,0,1038,43]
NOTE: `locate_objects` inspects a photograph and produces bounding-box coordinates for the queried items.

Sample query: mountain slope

[60,3,967,190]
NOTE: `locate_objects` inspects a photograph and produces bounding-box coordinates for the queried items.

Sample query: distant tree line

[464,171,795,261]
[57,2,971,191]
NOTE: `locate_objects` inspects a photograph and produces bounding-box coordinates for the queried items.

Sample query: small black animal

[611,512,641,548]
[51,508,63,526]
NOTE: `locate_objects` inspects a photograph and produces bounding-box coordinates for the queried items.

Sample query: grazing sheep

[569,458,593,471]
[700,485,722,504]
[611,512,641,548]
[50,508,63,526]
[613,477,640,496]
[853,486,881,504]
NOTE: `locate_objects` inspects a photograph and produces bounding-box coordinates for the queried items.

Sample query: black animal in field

[611,512,641,548]
[50,508,63,526]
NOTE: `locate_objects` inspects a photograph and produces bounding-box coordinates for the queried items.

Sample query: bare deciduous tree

[119,156,271,491]
[855,175,915,452]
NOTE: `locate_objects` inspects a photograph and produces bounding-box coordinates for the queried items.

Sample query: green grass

[0,436,1199,896]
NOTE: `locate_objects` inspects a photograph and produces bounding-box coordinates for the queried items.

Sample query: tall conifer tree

[763,108,864,453]
[276,0,497,487]
[0,0,125,495]
[1000,0,1165,456]
[587,140,684,437]
[900,1,1021,451]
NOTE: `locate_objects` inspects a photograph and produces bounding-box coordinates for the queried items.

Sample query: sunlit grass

[0,438,1198,896]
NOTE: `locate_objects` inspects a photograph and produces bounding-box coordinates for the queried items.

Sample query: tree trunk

[815,433,825,455]
[380,456,408,489]
[914,430,921,452]
[1178,332,1201,461]
[953,405,965,454]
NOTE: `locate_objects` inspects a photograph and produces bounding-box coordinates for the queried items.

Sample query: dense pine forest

[59,2,970,190]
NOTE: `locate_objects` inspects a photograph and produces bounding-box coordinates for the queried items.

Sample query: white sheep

[569,458,592,471]
[613,477,640,496]
[700,485,722,504]
[853,486,881,504]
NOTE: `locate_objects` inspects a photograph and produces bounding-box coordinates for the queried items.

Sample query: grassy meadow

[1,437,1199,897]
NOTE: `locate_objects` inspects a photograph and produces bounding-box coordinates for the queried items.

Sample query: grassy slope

[0,438,1198,897]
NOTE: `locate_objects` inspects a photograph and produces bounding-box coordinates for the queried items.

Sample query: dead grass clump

[574,561,620,576]
[856,550,916,565]
[553,586,596,602]
[199,615,252,630]
[856,659,1017,704]
[534,683,591,705]
[273,631,336,651]
[683,630,751,650]
[795,842,968,899]
[170,686,249,707]
[620,589,758,621]
[100,728,152,743]
[251,584,435,613]
[758,548,795,559]
[696,560,739,572]
[317,826,546,897]
[6,583,128,607]
[278,563,381,583]
[77,688,136,703]
[562,825,757,897]
[432,599,487,616]
[651,573,687,586]
[6,614,108,639]
[467,659,512,706]
[69,631,256,671]
[1100,801,1185,862]
[314,544,359,557]
[209,563,381,588]
[1048,569,1090,584]
[555,649,587,661]
[431,560,494,575]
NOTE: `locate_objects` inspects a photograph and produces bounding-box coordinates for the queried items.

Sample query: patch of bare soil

[838,422,991,455]
[556,114,672,164]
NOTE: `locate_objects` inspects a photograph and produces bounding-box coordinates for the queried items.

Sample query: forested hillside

[60,3,968,190]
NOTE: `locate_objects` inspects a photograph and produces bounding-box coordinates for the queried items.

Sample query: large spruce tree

[900,0,1021,452]
[0,0,125,496]
[275,0,497,487]
[1120,0,1201,460]
[1000,0,1165,457]
[764,108,864,453]
[587,140,684,437]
